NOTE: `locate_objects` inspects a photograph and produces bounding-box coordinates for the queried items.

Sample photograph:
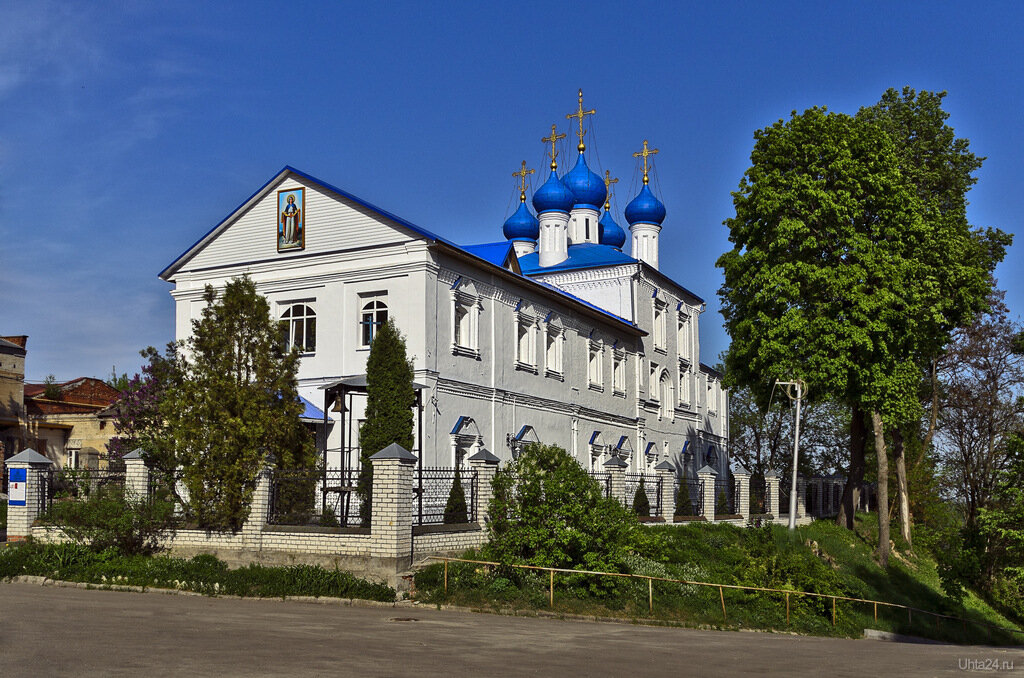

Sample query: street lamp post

[775,379,806,531]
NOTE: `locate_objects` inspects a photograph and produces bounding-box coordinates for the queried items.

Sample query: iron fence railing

[779,479,791,515]
[624,472,662,517]
[675,476,703,516]
[588,471,612,499]
[268,468,362,527]
[413,467,477,526]
[41,468,126,513]
[714,476,736,515]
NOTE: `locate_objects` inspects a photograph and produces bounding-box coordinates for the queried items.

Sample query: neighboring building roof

[24,378,121,415]
[461,241,521,273]
[700,363,724,379]
[298,395,331,423]
[0,337,26,355]
[518,242,637,274]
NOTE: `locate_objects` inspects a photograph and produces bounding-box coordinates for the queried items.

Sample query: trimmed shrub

[632,479,651,516]
[444,472,469,524]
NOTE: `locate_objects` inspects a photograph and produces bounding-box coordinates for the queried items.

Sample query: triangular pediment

[161,167,447,280]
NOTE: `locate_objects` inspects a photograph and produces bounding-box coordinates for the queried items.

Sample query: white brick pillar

[654,460,675,521]
[5,449,54,541]
[765,470,780,518]
[604,455,628,507]
[242,464,274,542]
[467,448,499,524]
[796,474,807,518]
[122,448,150,502]
[697,465,717,523]
[733,465,751,524]
[369,443,416,569]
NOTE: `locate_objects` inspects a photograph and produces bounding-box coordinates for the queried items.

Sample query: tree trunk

[915,358,940,470]
[892,427,912,549]
[870,409,890,568]
[836,403,866,530]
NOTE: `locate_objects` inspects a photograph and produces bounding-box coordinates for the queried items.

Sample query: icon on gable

[277,187,305,252]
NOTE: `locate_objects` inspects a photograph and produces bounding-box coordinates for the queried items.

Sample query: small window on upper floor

[452,292,481,358]
[588,341,604,390]
[653,301,667,352]
[545,326,563,377]
[516,315,537,371]
[678,312,691,364]
[612,351,626,396]
[279,303,316,353]
[360,293,388,347]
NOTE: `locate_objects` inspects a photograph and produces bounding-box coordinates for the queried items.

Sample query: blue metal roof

[518,243,638,274]
[461,241,518,269]
[299,395,329,422]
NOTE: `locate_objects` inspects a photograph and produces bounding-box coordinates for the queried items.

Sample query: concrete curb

[2,576,407,608]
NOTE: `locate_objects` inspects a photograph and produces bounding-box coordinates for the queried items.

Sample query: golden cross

[541,124,566,170]
[603,170,619,210]
[512,161,535,202]
[565,88,596,152]
[633,139,659,184]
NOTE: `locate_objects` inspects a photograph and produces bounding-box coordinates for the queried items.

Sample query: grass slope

[415,515,1022,645]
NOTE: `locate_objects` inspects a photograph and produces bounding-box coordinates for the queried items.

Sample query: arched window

[360,296,388,347]
[279,304,316,353]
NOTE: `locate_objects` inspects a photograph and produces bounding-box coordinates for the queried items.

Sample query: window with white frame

[653,299,667,352]
[649,362,659,399]
[677,311,691,364]
[545,325,563,377]
[451,291,480,357]
[659,371,673,420]
[588,341,604,389]
[359,293,388,347]
[279,303,316,353]
[516,314,537,371]
[612,350,625,395]
[708,378,718,415]
[678,361,691,406]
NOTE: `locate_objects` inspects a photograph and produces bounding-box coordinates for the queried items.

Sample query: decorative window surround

[587,339,604,391]
[515,312,539,373]
[653,298,668,353]
[451,289,481,359]
[544,321,564,379]
[279,302,317,354]
[612,349,626,397]
[359,292,388,347]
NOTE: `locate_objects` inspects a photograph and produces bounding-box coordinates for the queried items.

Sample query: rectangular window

[650,362,659,399]
[452,291,480,357]
[678,312,691,364]
[613,352,625,396]
[545,327,563,377]
[653,301,667,352]
[516,315,537,372]
[679,362,690,406]
[588,342,603,389]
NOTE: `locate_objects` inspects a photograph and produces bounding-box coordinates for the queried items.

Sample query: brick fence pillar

[604,455,627,508]
[765,470,780,518]
[654,460,675,521]
[241,461,274,548]
[122,449,150,502]
[5,449,54,541]
[467,448,499,524]
[369,443,416,572]
[697,465,717,523]
[732,465,751,524]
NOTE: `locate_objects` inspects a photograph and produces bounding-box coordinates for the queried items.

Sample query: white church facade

[159,95,728,481]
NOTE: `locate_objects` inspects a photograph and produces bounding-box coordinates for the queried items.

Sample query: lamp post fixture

[775,379,807,530]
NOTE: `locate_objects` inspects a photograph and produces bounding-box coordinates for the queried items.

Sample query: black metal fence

[588,471,612,498]
[40,468,126,514]
[268,468,362,527]
[675,476,703,516]
[413,467,477,525]
[624,472,662,517]
[714,476,736,515]
[779,478,791,515]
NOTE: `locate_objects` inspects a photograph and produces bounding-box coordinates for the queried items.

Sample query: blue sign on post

[8,468,26,506]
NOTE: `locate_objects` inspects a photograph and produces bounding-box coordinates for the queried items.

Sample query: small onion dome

[532,170,575,214]
[502,201,540,241]
[598,210,626,249]
[624,184,666,226]
[561,153,607,210]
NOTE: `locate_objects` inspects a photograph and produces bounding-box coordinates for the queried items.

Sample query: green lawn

[414,516,1023,645]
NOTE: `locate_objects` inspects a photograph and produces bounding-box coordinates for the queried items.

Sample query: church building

[159,92,728,481]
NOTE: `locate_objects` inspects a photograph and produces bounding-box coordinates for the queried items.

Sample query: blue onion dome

[561,153,607,210]
[503,200,540,241]
[624,184,667,226]
[599,210,626,249]
[532,170,575,214]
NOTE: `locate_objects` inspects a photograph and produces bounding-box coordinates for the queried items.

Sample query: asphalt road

[0,582,1020,677]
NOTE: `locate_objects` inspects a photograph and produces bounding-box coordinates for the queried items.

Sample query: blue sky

[1,1,1021,382]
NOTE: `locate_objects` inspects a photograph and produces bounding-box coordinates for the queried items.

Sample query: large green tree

[122,276,314,531]
[357,319,415,526]
[718,93,1007,566]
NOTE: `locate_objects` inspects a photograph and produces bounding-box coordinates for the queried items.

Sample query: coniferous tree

[358,319,415,526]
[675,475,691,517]
[443,471,469,524]
[632,478,651,517]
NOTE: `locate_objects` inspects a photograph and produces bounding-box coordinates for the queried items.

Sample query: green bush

[484,443,647,576]
[632,479,651,516]
[38,485,177,556]
[0,542,395,602]
[443,472,469,524]
[716,490,729,515]
[0,502,6,529]
[675,479,691,516]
